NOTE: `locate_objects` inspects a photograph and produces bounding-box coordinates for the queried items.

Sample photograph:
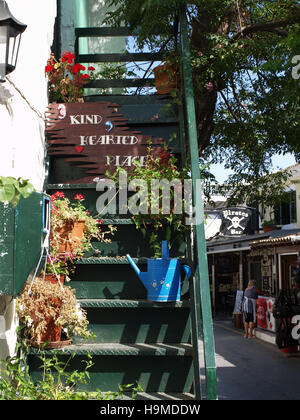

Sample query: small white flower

[76,309,83,322]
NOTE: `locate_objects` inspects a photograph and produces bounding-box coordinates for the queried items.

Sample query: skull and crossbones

[226,216,245,231]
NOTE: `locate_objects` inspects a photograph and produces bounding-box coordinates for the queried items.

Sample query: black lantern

[0,0,27,82]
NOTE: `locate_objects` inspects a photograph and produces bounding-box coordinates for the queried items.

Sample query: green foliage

[262,219,276,227]
[217,167,292,208]
[0,330,142,400]
[107,143,190,256]
[104,0,300,208]
[0,177,35,207]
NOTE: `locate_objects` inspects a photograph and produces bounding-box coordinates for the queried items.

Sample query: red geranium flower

[159,151,171,165]
[45,64,54,73]
[72,63,86,74]
[88,66,95,71]
[74,194,84,201]
[50,191,65,201]
[62,51,75,64]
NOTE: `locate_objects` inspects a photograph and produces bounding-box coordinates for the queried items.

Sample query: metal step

[29,342,193,357]
[121,392,195,400]
[75,299,191,344]
[78,299,190,308]
[75,256,146,265]
[28,342,194,393]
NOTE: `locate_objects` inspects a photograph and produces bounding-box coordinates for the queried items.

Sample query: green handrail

[179,8,218,400]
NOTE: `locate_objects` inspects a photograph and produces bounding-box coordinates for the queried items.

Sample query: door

[280,254,297,289]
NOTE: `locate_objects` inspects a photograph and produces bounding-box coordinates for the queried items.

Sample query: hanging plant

[16,277,93,348]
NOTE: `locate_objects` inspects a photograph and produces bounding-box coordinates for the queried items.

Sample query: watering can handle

[162,241,169,260]
[182,265,192,279]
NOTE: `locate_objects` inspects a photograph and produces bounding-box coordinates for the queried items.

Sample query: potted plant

[43,253,72,283]
[262,219,276,232]
[153,54,180,95]
[107,143,189,257]
[45,51,96,103]
[16,277,93,348]
[50,191,115,258]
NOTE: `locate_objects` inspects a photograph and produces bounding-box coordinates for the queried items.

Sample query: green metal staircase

[28,10,217,400]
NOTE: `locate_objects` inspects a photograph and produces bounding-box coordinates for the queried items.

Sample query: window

[274,190,297,225]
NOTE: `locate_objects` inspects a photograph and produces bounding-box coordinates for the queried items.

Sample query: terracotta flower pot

[44,273,65,285]
[40,315,62,344]
[263,225,276,233]
[55,219,86,254]
[153,63,179,94]
[32,275,67,348]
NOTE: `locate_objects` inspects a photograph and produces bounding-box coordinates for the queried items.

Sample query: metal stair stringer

[179,8,218,401]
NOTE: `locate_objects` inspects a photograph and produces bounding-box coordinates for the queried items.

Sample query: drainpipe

[212,255,215,316]
[239,251,243,290]
[75,0,89,57]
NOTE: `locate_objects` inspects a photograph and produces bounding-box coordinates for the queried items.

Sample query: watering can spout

[126,254,148,288]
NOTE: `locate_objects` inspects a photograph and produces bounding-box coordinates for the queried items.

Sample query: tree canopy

[104,0,300,207]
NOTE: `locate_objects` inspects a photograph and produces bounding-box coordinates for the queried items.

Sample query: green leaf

[18,182,35,199]
[0,177,34,206]
[0,183,16,203]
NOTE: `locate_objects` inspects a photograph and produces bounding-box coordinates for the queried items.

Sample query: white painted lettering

[80,136,88,146]
[70,114,80,124]
[70,114,103,125]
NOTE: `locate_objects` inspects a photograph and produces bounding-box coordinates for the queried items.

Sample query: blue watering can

[126,241,191,302]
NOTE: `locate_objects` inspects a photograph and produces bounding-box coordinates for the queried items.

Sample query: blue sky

[210,153,297,183]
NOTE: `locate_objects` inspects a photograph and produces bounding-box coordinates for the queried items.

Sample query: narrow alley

[212,320,300,400]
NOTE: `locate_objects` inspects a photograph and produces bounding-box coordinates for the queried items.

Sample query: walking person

[242,280,261,339]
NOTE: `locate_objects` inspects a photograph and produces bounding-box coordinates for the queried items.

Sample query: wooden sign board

[46,102,165,184]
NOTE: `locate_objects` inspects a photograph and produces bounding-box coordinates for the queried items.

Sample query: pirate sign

[220,207,253,236]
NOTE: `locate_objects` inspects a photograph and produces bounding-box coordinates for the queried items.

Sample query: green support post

[75,0,89,55]
[179,8,218,400]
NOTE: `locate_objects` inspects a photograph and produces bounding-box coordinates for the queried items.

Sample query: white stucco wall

[0,0,57,364]
[0,0,57,192]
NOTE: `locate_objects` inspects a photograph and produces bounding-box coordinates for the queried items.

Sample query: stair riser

[28,354,193,393]
[47,188,137,214]
[75,307,191,344]
[86,225,185,258]
[85,94,180,133]
[70,264,147,299]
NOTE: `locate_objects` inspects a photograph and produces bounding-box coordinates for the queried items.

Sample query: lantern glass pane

[0,26,8,80]
[8,33,20,69]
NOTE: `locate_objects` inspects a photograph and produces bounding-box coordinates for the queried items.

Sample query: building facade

[0,0,57,362]
[206,163,300,315]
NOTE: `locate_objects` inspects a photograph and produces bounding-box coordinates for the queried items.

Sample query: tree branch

[233,15,300,39]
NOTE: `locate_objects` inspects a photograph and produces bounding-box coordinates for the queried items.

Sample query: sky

[210,153,297,184]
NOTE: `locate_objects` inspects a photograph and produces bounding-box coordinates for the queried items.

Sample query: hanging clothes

[242,296,257,323]
[242,286,258,323]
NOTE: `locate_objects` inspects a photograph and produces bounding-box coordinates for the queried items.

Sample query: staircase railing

[75,9,218,400]
[179,8,218,400]
[75,26,163,91]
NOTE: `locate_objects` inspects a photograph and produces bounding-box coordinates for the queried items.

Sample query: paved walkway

[208,317,300,400]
